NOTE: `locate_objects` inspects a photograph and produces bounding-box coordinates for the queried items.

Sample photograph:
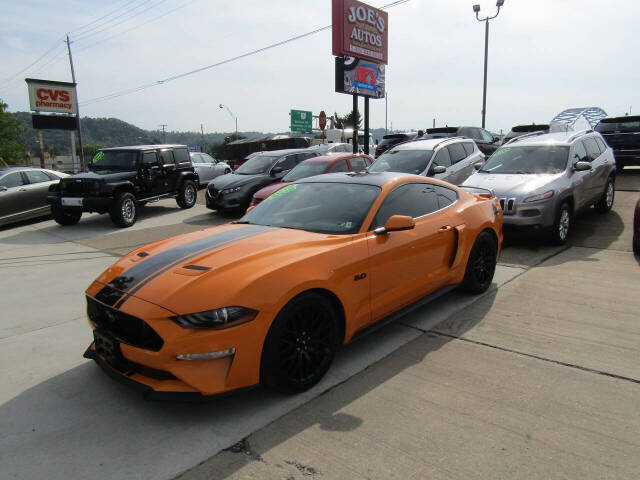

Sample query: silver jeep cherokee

[462,130,616,244]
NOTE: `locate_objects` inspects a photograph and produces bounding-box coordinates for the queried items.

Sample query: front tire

[550,202,571,245]
[109,192,137,228]
[460,231,497,294]
[52,205,82,226]
[261,292,340,393]
[176,180,197,209]
[594,177,615,213]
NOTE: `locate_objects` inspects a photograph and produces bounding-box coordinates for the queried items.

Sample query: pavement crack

[431,331,640,384]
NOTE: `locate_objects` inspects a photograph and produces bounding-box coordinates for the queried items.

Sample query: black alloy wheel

[52,205,82,226]
[460,231,497,294]
[261,292,340,393]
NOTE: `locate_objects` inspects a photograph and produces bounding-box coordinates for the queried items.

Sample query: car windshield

[90,151,138,171]
[596,119,640,133]
[283,161,331,182]
[235,154,280,175]
[368,149,433,174]
[480,146,569,174]
[239,182,380,235]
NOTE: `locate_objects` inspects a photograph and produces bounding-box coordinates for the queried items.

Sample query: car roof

[100,144,187,151]
[504,131,597,147]
[599,115,640,123]
[387,137,467,151]
[0,166,52,174]
[297,171,436,188]
[253,148,309,156]
[300,153,362,163]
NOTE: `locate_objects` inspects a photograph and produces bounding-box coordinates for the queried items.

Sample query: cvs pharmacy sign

[26,78,77,114]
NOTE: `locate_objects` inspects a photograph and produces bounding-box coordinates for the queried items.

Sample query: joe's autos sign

[332,0,388,64]
[26,78,78,114]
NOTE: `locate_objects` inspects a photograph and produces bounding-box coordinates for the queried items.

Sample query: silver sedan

[0,167,69,226]
[189,152,231,186]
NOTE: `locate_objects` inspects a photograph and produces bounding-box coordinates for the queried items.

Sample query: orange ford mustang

[84,172,503,399]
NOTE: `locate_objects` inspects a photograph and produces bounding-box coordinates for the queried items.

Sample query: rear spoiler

[460,185,495,199]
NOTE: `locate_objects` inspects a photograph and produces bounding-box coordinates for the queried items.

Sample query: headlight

[523,190,554,203]
[222,186,243,194]
[171,306,258,329]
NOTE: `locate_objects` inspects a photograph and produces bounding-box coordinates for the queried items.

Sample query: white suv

[367,137,485,185]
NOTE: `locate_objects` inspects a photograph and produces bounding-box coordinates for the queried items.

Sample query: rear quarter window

[462,142,475,156]
[173,148,191,166]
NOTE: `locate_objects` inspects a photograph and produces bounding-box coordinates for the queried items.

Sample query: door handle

[18,188,27,192]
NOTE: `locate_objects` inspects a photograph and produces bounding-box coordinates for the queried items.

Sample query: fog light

[176,348,235,360]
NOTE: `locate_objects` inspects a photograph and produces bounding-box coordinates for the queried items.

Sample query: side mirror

[474,161,484,170]
[0,186,7,192]
[493,135,500,143]
[573,161,592,172]
[374,215,415,235]
[271,166,283,175]
[432,165,447,174]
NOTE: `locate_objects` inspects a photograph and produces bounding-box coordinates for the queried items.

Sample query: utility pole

[201,123,205,151]
[66,34,85,170]
[160,124,167,143]
[385,91,388,133]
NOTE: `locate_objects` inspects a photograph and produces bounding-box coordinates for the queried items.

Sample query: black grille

[62,179,93,196]
[87,296,164,351]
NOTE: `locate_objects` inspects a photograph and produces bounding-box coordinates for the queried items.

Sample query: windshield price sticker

[264,184,298,202]
[92,151,104,163]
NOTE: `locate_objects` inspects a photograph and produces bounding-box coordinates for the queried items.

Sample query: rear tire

[550,202,571,245]
[460,231,497,294]
[109,192,137,228]
[176,180,197,209]
[52,205,82,226]
[261,292,340,393]
[594,177,615,213]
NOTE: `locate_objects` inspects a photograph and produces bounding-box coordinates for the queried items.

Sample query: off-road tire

[51,205,82,226]
[460,231,497,294]
[176,180,197,209]
[109,192,137,228]
[261,292,340,393]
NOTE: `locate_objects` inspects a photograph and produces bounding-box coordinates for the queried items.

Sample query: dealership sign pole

[332,0,388,154]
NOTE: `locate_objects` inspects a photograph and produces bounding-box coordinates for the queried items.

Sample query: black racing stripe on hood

[108,224,274,308]
[95,285,126,307]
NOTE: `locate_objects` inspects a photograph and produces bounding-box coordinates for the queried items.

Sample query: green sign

[290,109,312,133]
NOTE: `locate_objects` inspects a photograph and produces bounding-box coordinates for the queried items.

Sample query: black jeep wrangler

[47,144,198,228]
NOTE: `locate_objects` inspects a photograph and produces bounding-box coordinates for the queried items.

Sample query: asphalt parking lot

[1,171,639,480]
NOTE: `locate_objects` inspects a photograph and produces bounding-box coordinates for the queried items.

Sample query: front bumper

[84,283,275,398]
[500,199,556,229]
[205,188,248,211]
[47,195,112,212]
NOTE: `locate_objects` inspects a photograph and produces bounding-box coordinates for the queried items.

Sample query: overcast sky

[1,0,639,135]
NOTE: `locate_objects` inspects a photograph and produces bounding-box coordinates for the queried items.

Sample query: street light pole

[219,104,238,138]
[473,1,504,129]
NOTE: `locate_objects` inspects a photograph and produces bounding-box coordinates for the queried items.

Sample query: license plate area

[61,197,83,206]
[93,330,126,371]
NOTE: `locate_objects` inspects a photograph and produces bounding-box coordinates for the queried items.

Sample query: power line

[81,0,411,107]
[69,0,147,36]
[74,0,197,54]
[73,0,166,43]
[0,39,65,87]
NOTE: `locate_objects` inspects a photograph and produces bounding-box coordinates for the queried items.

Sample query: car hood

[63,171,137,182]
[208,173,266,190]
[462,172,564,198]
[88,223,352,315]
[254,182,290,200]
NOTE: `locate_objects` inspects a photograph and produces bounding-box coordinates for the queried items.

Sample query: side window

[447,143,467,164]
[44,171,61,181]
[573,142,588,161]
[0,172,26,188]
[159,150,175,166]
[462,142,475,156]
[371,183,440,229]
[143,152,158,165]
[431,148,452,169]
[25,170,52,184]
[277,154,297,170]
[299,152,316,161]
[480,129,494,142]
[173,148,191,166]
[594,137,607,153]
[362,156,372,166]
[435,185,458,209]
[350,156,367,171]
[584,138,601,160]
[330,160,349,172]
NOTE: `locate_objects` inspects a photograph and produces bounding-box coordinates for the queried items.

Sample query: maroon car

[250,153,374,207]
[634,196,640,255]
